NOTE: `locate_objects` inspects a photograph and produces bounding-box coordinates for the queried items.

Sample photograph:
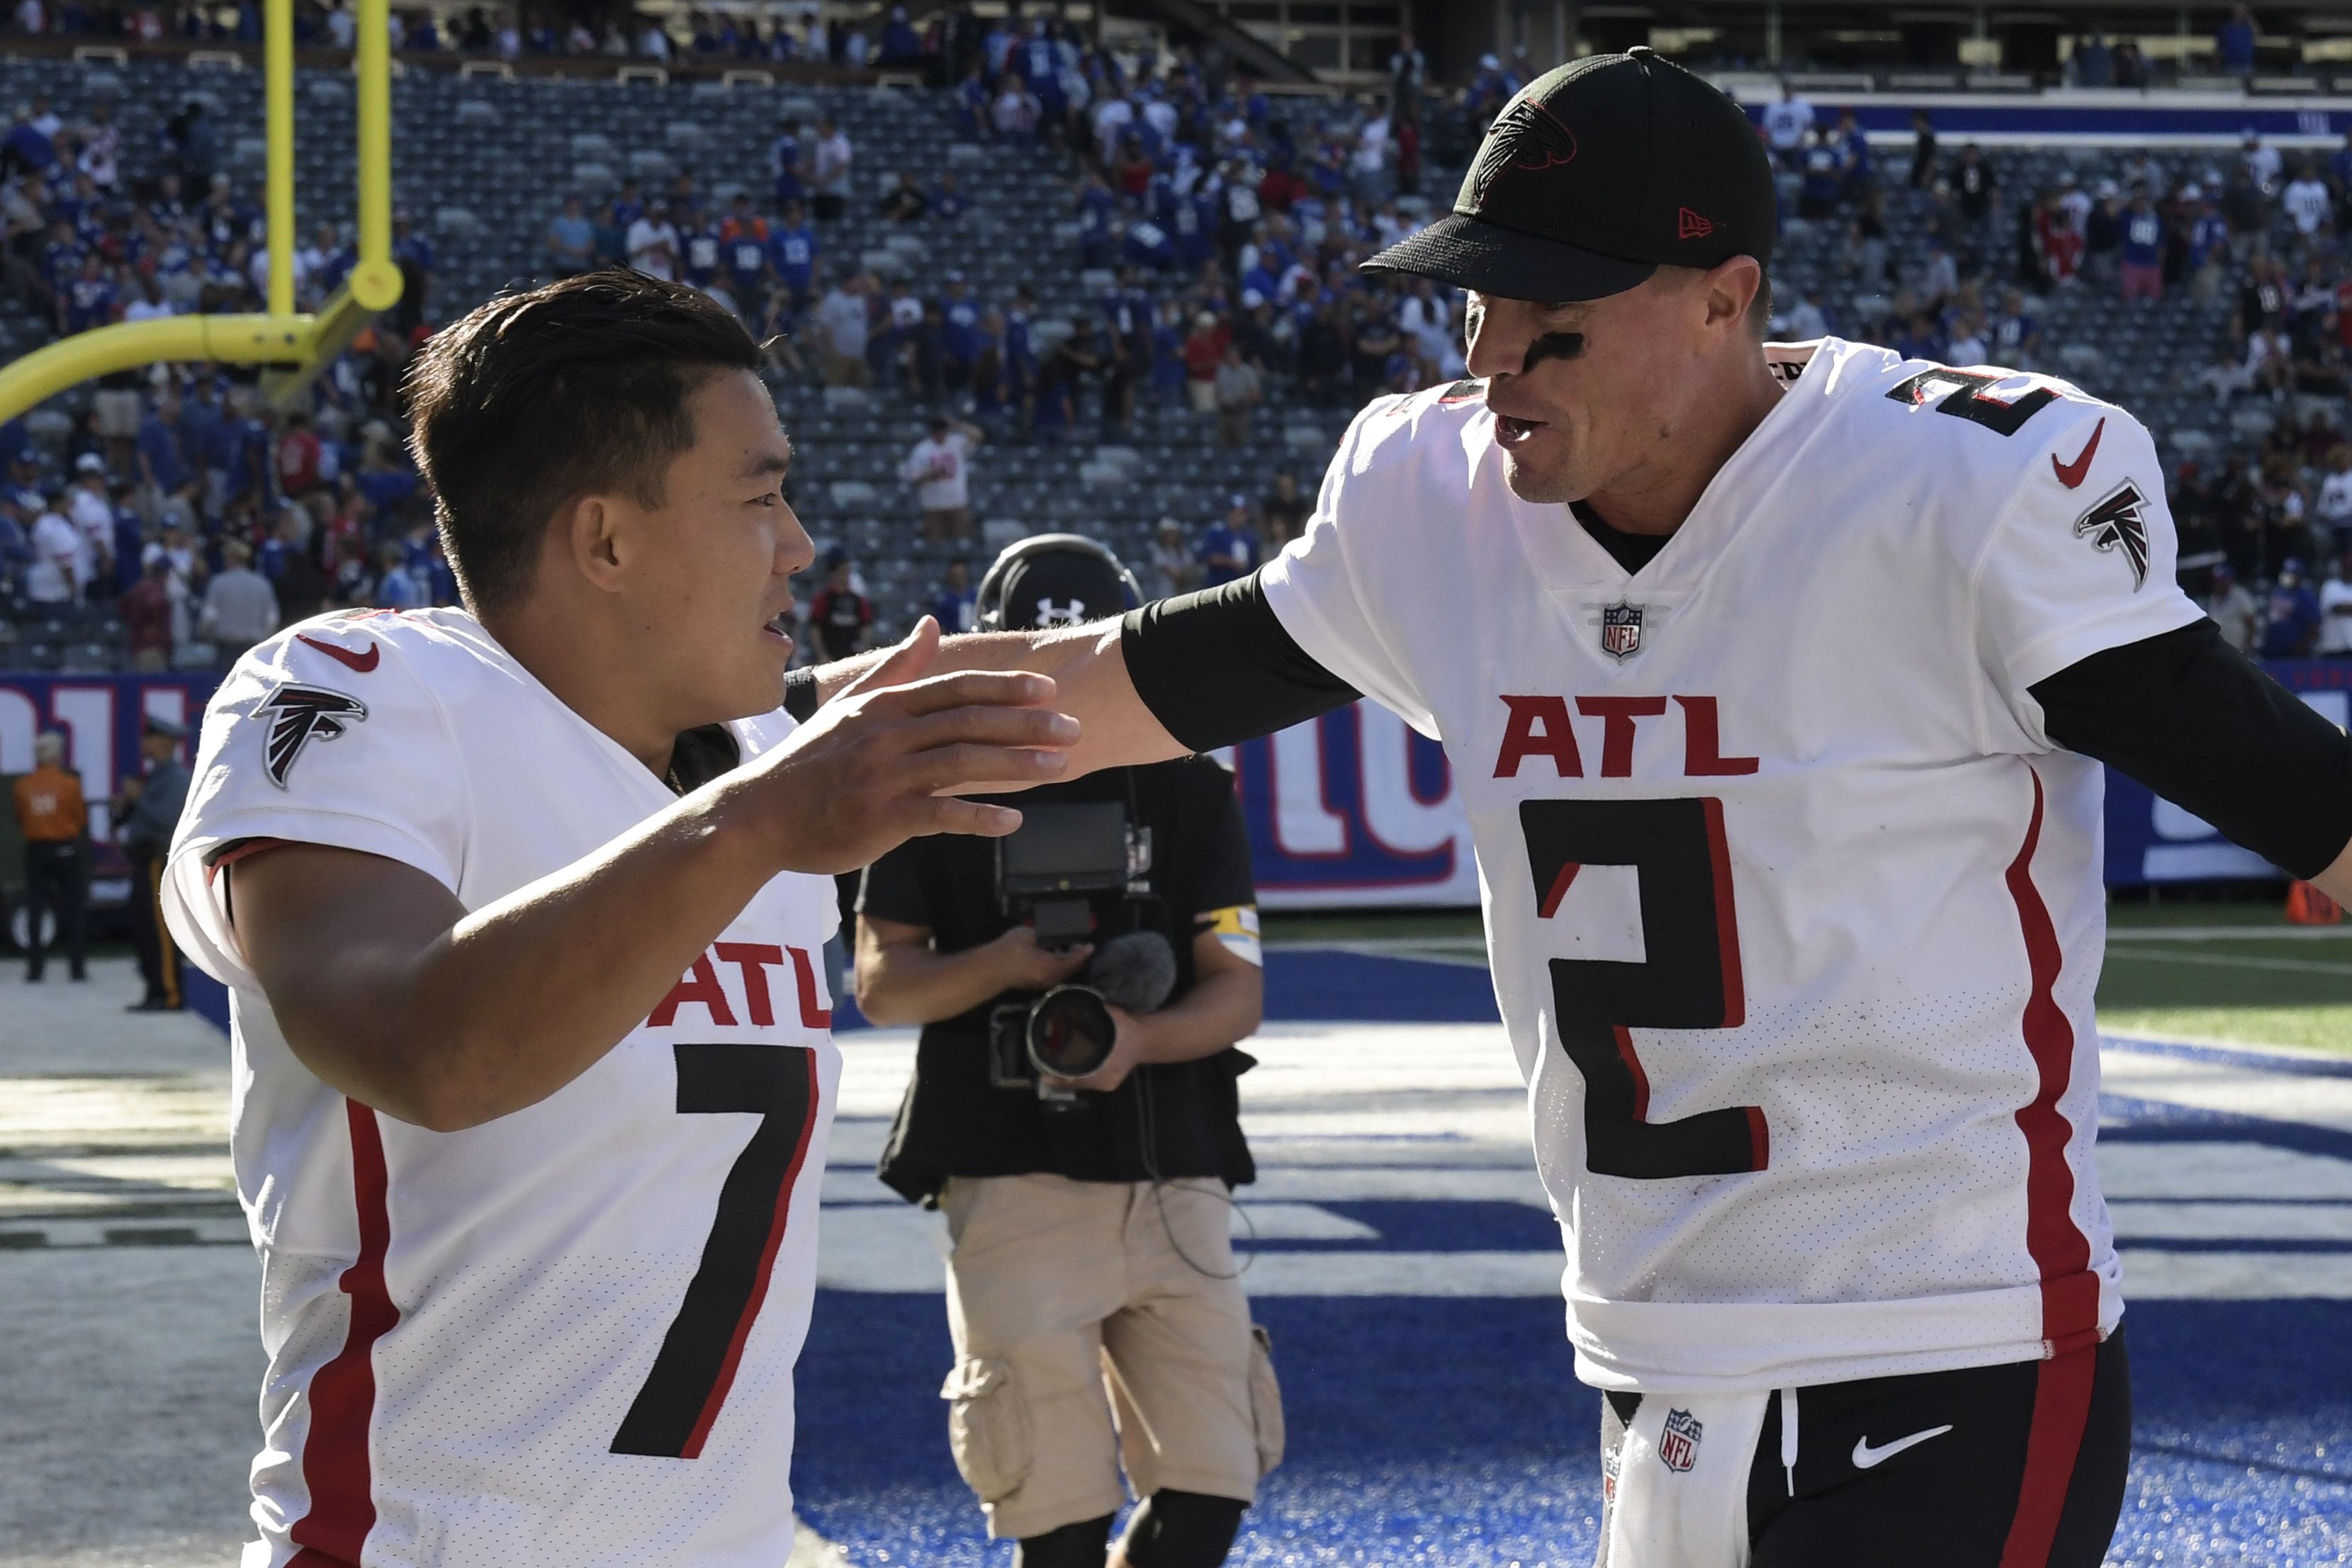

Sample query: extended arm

[232,640,1075,1132]
[2032,618,2352,906]
[799,571,1362,777]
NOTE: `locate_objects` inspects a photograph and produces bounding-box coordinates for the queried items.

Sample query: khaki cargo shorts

[937,1173,1284,1540]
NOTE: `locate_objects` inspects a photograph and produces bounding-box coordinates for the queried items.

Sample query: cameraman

[855,537,1281,1568]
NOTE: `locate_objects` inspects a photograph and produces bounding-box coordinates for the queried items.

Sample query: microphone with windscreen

[1024,930,1178,1083]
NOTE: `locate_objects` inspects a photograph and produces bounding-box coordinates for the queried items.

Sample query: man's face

[1464,271,1733,507]
[607,370,812,721]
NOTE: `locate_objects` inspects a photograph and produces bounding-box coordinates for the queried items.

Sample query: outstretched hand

[747,618,1079,876]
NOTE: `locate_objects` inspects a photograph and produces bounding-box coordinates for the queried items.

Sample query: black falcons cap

[1364,47,1774,303]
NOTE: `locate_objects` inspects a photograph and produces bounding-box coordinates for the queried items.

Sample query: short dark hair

[403,269,760,617]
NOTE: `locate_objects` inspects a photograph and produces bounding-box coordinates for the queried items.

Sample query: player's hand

[986,925,1093,991]
[745,617,1077,874]
[1048,1004,1144,1095]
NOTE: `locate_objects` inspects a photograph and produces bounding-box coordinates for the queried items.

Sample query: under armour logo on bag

[259,684,368,789]
[1033,597,1091,627]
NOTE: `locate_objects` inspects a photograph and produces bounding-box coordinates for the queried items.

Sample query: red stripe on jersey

[2003,769,2098,1357]
[1699,796,1746,1027]
[679,1048,822,1459]
[1536,860,1581,920]
[288,1100,398,1568]
[1611,1027,1651,1122]
[1998,1346,2098,1568]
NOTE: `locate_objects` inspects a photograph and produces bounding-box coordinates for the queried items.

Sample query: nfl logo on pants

[1658,1408,1702,1473]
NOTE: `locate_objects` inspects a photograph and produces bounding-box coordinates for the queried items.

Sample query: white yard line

[2101,949,2352,977]
[2105,925,2352,942]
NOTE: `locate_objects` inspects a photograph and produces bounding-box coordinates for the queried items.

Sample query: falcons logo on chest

[259,684,369,788]
[2072,480,2151,592]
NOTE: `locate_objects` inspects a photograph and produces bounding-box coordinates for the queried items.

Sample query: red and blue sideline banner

[4,672,2339,910]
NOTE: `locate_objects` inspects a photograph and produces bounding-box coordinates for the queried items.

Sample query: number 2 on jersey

[1519,798,1768,1180]
[611,1042,819,1459]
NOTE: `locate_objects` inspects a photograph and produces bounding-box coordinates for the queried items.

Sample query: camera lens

[1027,986,1115,1079]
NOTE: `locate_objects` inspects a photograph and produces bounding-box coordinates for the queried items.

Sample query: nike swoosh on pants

[1851,1424,1954,1469]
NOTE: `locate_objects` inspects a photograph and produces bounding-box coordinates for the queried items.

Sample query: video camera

[987,801,1176,1106]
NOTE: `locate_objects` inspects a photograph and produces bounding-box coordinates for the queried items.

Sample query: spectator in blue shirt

[1835,109,1871,200]
[766,202,816,308]
[940,272,985,388]
[1004,285,1037,381]
[1197,495,1257,587]
[2216,4,2257,76]
[137,393,192,515]
[931,556,977,634]
[1990,290,2042,365]
[1797,129,1840,220]
[2120,189,2165,302]
[2265,559,2322,655]
[546,195,595,276]
[1073,170,1117,269]
[679,208,722,287]
[60,253,114,334]
[954,63,989,138]
[879,4,921,65]
[771,120,804,208]
[932,171,967,222]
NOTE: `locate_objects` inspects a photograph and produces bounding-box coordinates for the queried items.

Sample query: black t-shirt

[858,757,1260,1204]
[809,586,871,662]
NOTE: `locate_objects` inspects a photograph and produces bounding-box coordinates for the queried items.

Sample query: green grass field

[1264,898,2352,1056]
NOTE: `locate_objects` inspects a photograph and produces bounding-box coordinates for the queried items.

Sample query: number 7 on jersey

[1519,797,1767,1180]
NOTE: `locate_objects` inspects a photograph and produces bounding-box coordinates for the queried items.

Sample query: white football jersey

[162,609,842,1567]
[1261,338,2201,1394]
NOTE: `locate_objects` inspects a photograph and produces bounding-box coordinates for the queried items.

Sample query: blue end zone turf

[794,951,2352,1564]
[792,1293,2352,1565]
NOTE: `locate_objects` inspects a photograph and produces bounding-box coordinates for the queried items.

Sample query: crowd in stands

[6,5,2352,667]
[1755,82,2352,657]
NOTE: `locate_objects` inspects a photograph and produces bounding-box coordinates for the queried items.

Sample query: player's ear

[1700,256,1762,337]
[561,492,627,593]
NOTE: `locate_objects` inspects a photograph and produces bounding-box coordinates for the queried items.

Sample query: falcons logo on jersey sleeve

[2071,480,2151,591]
[259,684,369,789]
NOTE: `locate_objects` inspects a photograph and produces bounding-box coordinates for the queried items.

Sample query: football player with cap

[795,48,2352,1568]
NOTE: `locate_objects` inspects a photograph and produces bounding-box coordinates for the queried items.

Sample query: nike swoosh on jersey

[295,634,381,673]
[1852,1424,1954,1470]
[2051,417,2105,489]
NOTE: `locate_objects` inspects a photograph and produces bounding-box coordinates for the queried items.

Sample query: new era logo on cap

[1677,207,1716,239]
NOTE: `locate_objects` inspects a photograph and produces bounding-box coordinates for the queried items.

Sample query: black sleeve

[855,840,939,929]
[2030,618,2352,879]
[1120,569,1361,753]
[783,667,820,723]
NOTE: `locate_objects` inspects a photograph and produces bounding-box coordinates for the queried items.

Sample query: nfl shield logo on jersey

[1599,601,1645,661]
[1658,1408,1703,1473]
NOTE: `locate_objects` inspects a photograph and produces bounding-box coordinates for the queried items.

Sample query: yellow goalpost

[0,0,403,421]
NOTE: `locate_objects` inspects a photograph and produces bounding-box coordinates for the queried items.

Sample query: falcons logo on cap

[2072,480,2151,592]
[259,683,369,789]
[1468,95,1580,207]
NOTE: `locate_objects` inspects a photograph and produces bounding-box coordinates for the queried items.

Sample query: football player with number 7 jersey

[804,52,2352,1568]
[160,273,1079,1567]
